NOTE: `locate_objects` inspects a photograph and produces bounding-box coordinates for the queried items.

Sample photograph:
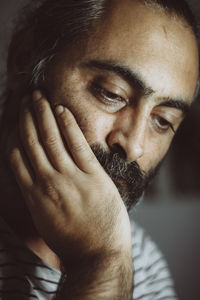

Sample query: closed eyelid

[90,75,130,98]
[90,81,128,101]
[92,83,124,101]
[89,82,127,113]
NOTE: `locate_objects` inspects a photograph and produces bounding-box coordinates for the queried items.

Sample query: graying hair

[10,0,198,90]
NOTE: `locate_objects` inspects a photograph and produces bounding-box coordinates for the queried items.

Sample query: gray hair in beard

[91,144,161,211]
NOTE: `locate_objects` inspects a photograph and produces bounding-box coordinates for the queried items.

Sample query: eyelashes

[154,116,175,133]
[90,81,176,134]
[91,82,126,105]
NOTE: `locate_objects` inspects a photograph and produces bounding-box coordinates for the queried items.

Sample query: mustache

[91,144,155,210]
[91,144,145,182]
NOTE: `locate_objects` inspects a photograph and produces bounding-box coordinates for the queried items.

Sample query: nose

[107,109,146,162]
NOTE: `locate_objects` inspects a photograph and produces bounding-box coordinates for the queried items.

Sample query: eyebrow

[82,59,191,115]
[83,59,155,96]
[159,99,190,115]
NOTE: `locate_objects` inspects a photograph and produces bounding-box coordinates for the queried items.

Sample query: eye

[153,115,175,133]
[91,82,126,106]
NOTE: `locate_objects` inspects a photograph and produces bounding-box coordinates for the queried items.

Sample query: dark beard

[91,144,160,211]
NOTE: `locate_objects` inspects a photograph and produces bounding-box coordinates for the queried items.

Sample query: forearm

[56,251,133,300]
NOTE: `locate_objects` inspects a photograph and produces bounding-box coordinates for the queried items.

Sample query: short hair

[11,0,198,88]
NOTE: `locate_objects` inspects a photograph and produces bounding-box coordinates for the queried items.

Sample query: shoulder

[131,220,178,299]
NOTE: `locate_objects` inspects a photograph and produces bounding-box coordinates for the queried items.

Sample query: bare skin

[5,0,199,299]
[8,92,133,299]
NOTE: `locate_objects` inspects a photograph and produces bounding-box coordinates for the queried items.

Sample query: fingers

[55,105,99,174]
[20,90,99,177]
[32,91,74,172]
[7,130,34,189]
[19,96,53,176]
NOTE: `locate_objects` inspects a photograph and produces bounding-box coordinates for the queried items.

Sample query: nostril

[111,143,127,160]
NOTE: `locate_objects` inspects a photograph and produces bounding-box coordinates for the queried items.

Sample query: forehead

[73,0,199,103]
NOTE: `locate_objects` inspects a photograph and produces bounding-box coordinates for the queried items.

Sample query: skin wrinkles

[45,6,198,170]
[82,60,155,97]
[2,0,199,284]
[81,60,191,113]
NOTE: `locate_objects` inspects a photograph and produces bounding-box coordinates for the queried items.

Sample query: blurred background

[0,0,200,299]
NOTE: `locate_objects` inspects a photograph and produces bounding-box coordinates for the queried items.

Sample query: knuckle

[61,113,74,127]
[43,135,58,147]
[26,134,37,148]
[43,181,56,197]
[40,177,60,204]
[70,142,87,153]
[34,98,47,113]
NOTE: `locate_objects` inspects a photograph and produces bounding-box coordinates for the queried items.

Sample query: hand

[8,90,132,264]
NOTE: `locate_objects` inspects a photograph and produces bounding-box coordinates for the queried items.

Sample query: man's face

[44,0,199,207]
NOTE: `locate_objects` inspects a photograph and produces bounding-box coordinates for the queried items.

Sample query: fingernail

[55,105,64,115]
[33,90,42,101]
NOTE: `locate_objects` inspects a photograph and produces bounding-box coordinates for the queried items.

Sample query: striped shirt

[0,217,177,299]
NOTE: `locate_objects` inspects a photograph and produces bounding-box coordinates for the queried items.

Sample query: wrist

[59,250,133,300]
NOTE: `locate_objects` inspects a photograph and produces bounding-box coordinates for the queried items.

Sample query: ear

[7,27,34,90]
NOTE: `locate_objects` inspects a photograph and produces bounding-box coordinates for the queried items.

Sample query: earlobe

[7,27,34,90]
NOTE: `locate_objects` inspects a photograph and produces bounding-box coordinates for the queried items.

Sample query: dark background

[0,1,200,299]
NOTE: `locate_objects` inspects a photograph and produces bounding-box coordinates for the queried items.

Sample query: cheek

[140,135,173,173]
[58,80,115,146]
[75,109,113,146]
[47,70,115,147]
[60,93,112,145]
